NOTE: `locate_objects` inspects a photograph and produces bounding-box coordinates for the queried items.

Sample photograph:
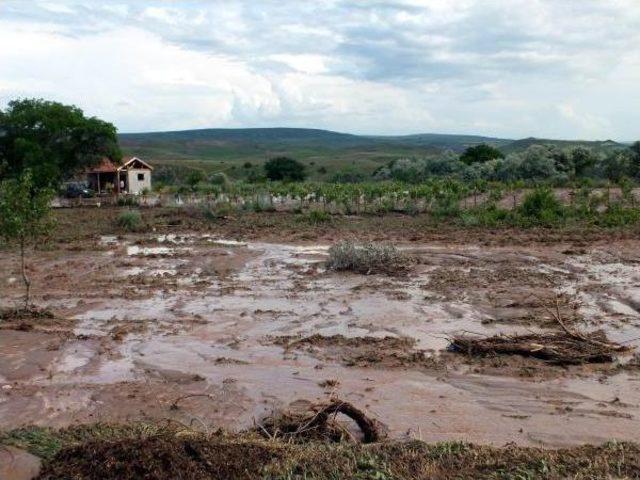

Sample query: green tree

[629,141,640,178]
[601,150,632,182]
[0,170,54,309]
[570,147,597,178]
[264,156,307,181]
[0,99,121,188]
[460,144,504,165]
[186,169,206,190]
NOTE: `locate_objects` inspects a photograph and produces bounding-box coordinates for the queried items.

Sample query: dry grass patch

[326,240,412,275]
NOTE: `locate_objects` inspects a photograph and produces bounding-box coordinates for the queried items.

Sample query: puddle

[126,245,175,256]
[2,237,640,446]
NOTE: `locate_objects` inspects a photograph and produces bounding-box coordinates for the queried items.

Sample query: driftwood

[257,400,384,444]
[450,331,627,365]
[306,401,381,443]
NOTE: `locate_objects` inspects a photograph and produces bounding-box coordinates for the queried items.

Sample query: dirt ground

[1,207,640,449]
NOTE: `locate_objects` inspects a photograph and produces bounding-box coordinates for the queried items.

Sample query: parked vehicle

[63,182,94,198]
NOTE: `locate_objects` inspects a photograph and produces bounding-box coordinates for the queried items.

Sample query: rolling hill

[118,127,627,179]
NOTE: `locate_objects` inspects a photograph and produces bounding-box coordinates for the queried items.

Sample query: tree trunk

[20,236,31,310]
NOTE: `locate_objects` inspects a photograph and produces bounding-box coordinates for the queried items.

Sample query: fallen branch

[257,399,385,444]
[449,331,628,365]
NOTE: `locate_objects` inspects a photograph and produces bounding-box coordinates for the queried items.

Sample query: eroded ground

[1,219,640,448]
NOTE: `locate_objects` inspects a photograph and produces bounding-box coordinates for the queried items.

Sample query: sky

[1,1,639,139]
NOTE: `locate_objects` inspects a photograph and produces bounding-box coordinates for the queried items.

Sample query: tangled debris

[449,331,628,365]
[272,334,442,369]
[326,240,412,275]
[257,400,386,444]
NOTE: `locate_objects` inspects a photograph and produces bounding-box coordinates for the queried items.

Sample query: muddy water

[1,235,639,447]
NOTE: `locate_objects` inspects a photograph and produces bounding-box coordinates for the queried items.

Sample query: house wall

[126,168,152,194]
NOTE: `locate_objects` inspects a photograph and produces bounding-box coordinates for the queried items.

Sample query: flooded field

[1,227,640,448]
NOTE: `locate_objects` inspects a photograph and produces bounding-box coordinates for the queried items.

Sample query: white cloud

[1,0,639,139]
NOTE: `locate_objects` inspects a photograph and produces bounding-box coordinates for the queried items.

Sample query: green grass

[3,424,639,479]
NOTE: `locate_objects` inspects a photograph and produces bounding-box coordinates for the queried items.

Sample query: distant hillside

[118,127,628,179]
[368,133,513,152]
[501,137,625,154]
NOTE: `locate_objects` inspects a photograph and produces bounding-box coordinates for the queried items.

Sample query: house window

[138,173,145,181]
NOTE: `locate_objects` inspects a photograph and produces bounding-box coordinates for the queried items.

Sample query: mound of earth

[272,334,442,369]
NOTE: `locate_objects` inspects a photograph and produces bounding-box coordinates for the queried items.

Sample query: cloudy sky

[1,1,639,139]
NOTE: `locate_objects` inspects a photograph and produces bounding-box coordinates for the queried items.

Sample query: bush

[117,210,142,231]
[330,168,366,184]
[209,172,230,188]
[264,157,307,182]
[326,241,411,275]
[116,195,139,207]
[202,203,234,220]
[301,210,331,225]
[460,144,504,165]
[519,188,563,222]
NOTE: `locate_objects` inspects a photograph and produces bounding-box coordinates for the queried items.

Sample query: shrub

[202,203,234,220]
[330,168,366,184]
[326,241,411,275]
[264,157,306,181]
[209,172,230,188]
[301,210,331,225]
[117,210,142,231]
[116,195,139,207]
[460,144,504,165]
[519,188,563,222]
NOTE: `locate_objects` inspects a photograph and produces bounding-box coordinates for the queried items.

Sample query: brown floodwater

[1,233,639,447]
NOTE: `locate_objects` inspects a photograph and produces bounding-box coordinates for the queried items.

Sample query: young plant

[0,170,54,309]
[117,210,142,231]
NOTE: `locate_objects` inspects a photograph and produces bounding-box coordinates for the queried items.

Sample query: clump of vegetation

[264,156,307,181]
[326,240,411,275]
[300,209,332,225]
[116,195,139,207]
[116,210,142,231]
[209,172,230,187]
[202,202,234,220]
[518,187,564,223]
[460,143,505,165]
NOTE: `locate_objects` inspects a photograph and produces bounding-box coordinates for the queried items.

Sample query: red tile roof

[88,158,118,173]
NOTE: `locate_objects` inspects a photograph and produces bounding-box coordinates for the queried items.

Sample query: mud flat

[1,226,640,448]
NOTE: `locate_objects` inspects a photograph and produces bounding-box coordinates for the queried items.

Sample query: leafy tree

[264,156,306,181]
[0,99,121,188]
[569,147,597,178]
[0,170,54,309]
[517,145,557,180]
[629,141,640,178]
[600,150,632,182]
[460,144,504,165]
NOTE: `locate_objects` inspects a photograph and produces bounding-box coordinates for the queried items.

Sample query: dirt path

[1,231,639,447]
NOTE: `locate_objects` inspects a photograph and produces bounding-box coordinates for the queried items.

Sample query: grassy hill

[119,128,627,180]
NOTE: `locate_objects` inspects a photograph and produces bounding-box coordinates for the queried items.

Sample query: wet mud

[1,229,640,447]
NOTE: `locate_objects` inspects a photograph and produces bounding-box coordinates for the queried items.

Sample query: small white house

[87,156,153,195]
[120,157,153,194]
